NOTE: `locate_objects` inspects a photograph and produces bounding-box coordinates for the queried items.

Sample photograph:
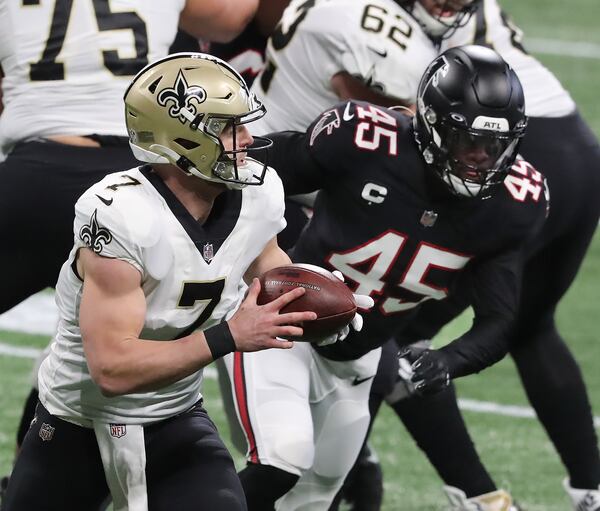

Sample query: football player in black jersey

[225,45,547,511]
[337,7,600,511]
[363,84,600,509]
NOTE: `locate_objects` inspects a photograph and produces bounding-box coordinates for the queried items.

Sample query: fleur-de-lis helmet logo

[79,209,113,254]
[157,70,207,124]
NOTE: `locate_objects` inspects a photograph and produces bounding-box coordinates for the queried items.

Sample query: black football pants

[3,401,247,511]
[0,139,138,313]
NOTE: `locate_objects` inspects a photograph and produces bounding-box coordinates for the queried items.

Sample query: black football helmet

[414,45,527,199]
[399,0,480,39]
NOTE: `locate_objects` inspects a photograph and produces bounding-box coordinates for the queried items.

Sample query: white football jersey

[442,0,575,117]
[0,0,186,155]
[38,163,286,426]
[250,0,437,134]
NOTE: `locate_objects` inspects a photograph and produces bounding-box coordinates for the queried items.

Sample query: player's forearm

[440,315,512,378]
[87,330,217,397]
[244,238,291,284]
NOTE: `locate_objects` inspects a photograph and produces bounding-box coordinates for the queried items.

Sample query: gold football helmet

[124,53,271,188]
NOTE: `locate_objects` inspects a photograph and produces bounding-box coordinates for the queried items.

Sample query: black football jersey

[266,101,548,377]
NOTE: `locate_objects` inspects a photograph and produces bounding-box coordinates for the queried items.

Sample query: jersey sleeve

[266,100,400,196]
[73,178,163,279]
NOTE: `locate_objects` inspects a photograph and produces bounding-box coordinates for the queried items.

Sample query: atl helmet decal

[309,109,341,146]
[157,70,207,124]
[79,209,113,254]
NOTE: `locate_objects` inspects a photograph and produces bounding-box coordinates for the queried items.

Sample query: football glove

[315,270,374,346]
[397,346,450,396]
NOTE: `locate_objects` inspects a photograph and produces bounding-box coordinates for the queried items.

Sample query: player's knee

[313,400,370,479]
[270,428,315,473]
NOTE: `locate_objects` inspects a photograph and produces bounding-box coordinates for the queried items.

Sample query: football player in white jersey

[1,53,337,511]
[0,0,258,483]
[341,1,600,510]
[249,0,478,136]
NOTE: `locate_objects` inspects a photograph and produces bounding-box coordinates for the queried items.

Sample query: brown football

[257,264,357,342]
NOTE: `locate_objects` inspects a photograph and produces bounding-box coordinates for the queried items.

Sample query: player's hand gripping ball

[257,264,370,343]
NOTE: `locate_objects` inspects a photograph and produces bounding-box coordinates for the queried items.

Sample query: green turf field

[0,0,598,509]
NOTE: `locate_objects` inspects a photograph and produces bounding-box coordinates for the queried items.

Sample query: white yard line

[527,38,600,60]
[0,339,597,428]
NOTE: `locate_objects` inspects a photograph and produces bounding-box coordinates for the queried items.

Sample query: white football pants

[221,343,381,511]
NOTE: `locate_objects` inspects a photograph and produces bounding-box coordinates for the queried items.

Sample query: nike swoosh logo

[352,375,375,386]
[342,102,354,121]
[368,46,387,58]
[96,194,113,206]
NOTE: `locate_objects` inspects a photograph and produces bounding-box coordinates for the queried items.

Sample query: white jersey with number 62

[250,0,437,135]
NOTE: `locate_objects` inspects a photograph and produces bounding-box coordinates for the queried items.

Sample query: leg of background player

[391,383,496,496]
[510,225,600,493]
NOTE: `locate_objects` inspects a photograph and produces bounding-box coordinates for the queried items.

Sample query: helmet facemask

[428,121,525,198]
[409,0,480,39]
[180,103,272,188]
[124,53,272,190]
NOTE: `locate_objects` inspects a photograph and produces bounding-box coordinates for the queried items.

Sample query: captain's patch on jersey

[310,109,341,146]
[79,209,113,254]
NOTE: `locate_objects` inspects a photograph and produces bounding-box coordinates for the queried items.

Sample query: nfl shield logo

[110,424,127,438]
[39,423,55,442]
[420,210,438,227]
[202,242,214,263]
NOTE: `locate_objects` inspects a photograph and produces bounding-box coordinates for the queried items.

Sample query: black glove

[397,346,450,396]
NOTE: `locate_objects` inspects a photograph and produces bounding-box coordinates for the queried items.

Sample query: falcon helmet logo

[310,109,341,146]
[79,209,113,254]
[157,70,207,124]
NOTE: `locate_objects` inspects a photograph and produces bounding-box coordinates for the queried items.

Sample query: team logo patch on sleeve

[310,109,341,146]
[79,209,113,254]
[157,70,207,124]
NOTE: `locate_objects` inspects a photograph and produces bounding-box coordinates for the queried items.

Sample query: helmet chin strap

[147,143,247,190]
[148,144,204,178]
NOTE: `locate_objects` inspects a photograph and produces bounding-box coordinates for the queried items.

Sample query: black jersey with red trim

[265,100,548,378]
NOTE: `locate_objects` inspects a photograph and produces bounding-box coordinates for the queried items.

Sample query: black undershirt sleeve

[257,131,328,195]
[440,244,524,378]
